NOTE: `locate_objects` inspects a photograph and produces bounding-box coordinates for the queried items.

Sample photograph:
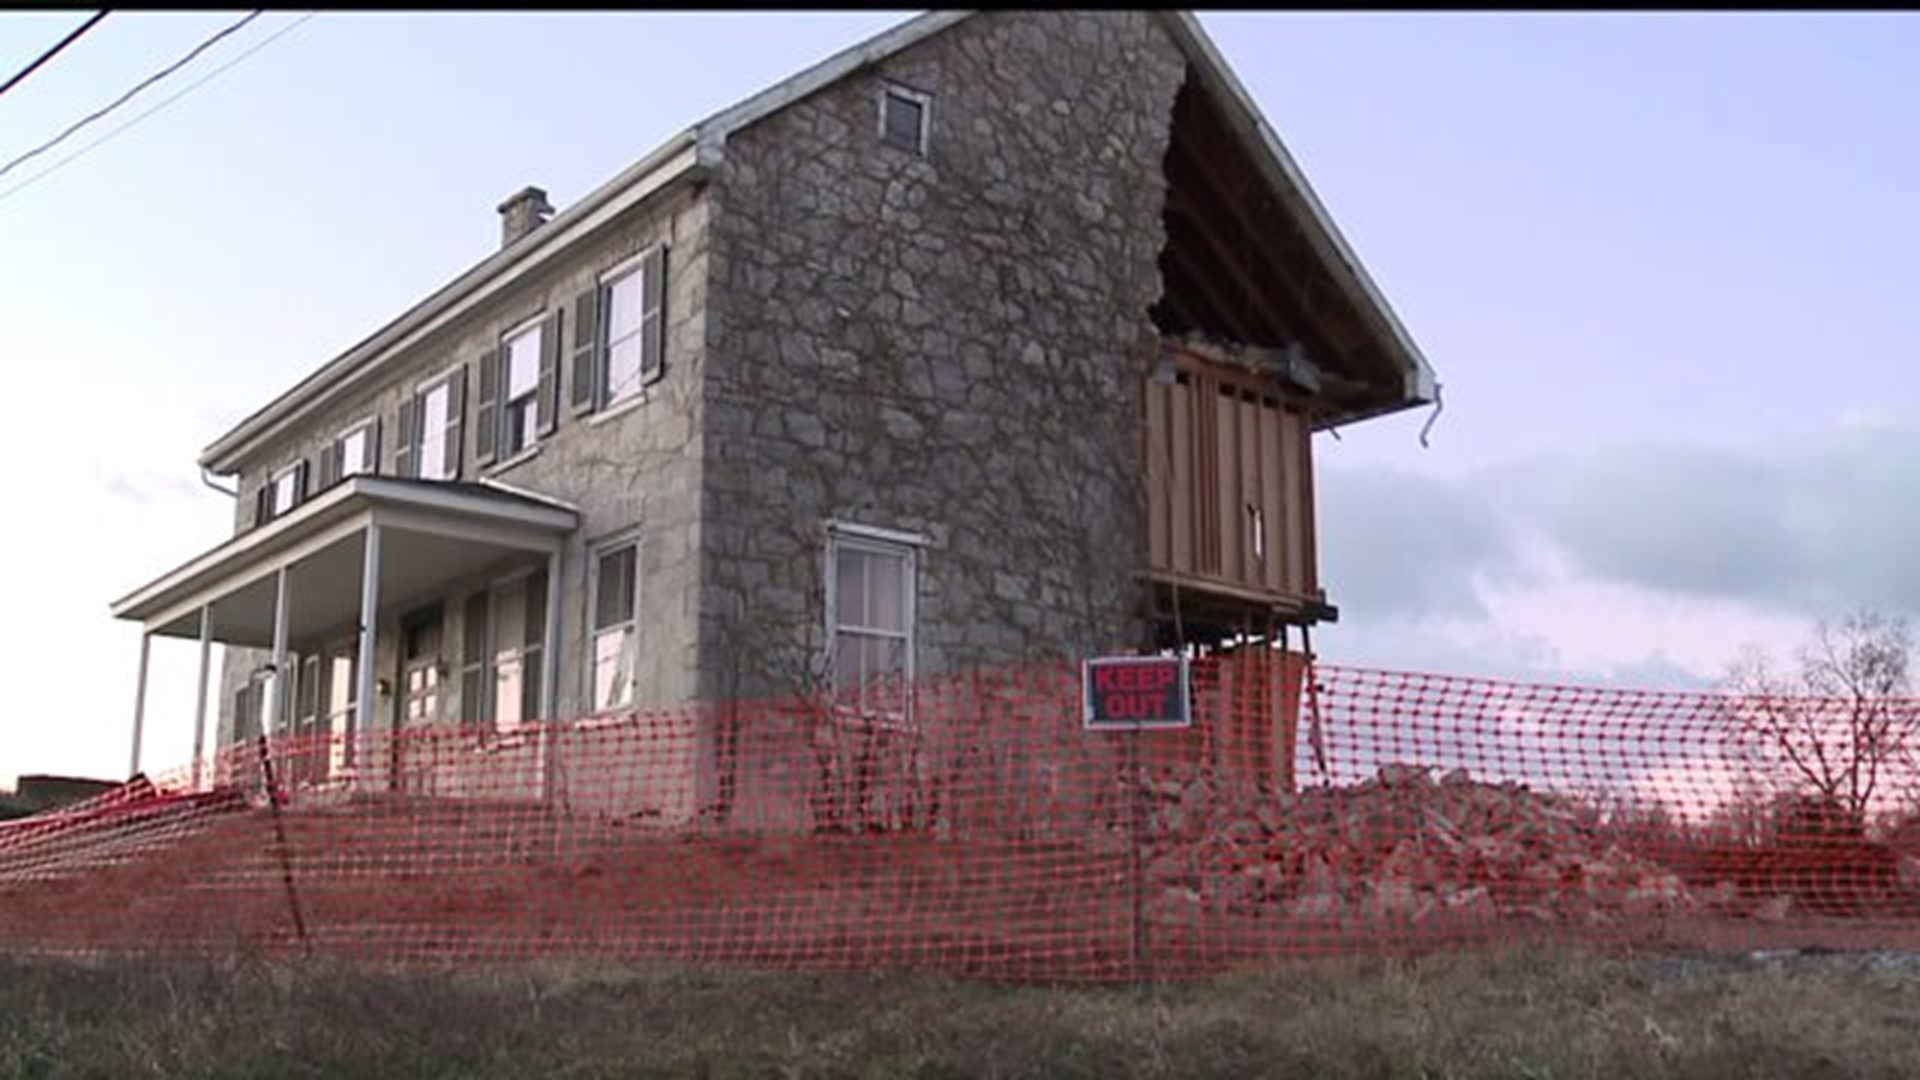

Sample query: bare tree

[1720,610,1920,837]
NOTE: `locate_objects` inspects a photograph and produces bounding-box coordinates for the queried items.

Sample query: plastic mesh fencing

[5,652,1920,982]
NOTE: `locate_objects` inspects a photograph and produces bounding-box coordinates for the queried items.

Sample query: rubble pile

[1124,763,1701,926]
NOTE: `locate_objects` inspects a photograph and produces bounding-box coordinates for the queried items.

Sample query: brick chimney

[497,186,554,248]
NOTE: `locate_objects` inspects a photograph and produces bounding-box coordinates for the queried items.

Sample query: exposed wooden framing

[1146,345,1319,619]
[1159,215,1266,344]
[1156,73,1401,407]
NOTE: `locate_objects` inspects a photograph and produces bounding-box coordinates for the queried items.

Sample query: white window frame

[335,418,376,480]
[413,367,460,482]
[499,315,544,459]
[472,564,548,738]
[824,522,923,731]
[597,254,653,411]
[586,530,643,714]
[267,462,303,518]
[876,83,932,156]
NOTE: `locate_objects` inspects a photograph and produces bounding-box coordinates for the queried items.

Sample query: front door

[391,605,446,793]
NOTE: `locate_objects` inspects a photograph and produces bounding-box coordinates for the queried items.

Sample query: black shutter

[445,372,467,480]
[254,484,272,527]
[473,350,499,468]
[293,460,309,507]
[316,442,338,492]
[365,416,383,475]
[538,310,561,437]
[570,285,601,415]
[394,394,418,479]
[640,244,667,385]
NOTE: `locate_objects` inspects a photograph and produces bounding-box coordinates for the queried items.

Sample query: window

[827,528,918,726]
[602,265,646,409]
[416,379,452,480]
[337,421,376,479]
[589,537,640,712]
[457,569,549,735]
[398,372,463,482]
[321,647,358,773]
[878,84,930,155]
[318,419,380,491]
[270,466,302,514]
[571,246,667,416]
[459,591,490,730]
[501,320,542,457]
[478,312,558,467]
[256,460,309,525]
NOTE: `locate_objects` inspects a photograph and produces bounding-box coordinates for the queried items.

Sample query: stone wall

[699,10,1189,705]
[216,186,712,746]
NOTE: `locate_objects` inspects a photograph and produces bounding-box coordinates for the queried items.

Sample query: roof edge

[1157,12,1439,411]
[199,129,704,475]
[693,10,978,149]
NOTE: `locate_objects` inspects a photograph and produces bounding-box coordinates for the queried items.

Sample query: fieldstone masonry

[209,11,1206,819]
[219,188,712,750]
[699,10,1189,700]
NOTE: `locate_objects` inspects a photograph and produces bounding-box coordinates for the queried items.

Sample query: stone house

[110,11,1437,817]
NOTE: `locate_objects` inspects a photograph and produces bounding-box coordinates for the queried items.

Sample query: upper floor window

[318,417,380,490]
[337,421,376,480]
[255,459,309,526]
[477,311,558,468]
[571,245,667,417]
[878,84,930,155]
[502,320,543,457]
[396,370,464,482]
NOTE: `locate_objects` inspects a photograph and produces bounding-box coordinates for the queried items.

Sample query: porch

[110,476,578,793]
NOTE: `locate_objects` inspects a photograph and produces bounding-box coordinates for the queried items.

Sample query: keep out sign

[1082,655,1192,731]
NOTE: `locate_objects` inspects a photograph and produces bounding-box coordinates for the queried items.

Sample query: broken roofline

[198,10,1438,476]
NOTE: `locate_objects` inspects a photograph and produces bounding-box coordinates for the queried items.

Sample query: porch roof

[110,476,578,645]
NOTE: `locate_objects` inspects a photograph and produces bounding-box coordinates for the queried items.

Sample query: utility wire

[0,10,110,99]
[0,9,262,183]
[0,12,313,207]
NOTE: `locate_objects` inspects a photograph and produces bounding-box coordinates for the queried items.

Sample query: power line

[0,12,313,208]
[0,9,262,183]
[0,10,111,99]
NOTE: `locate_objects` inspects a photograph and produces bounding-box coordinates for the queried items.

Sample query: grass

[3,946,1920,1078]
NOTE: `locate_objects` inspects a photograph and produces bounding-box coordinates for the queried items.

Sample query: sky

[1,11,1917,788]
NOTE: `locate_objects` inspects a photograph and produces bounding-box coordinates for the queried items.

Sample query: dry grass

[3,946,1920,1078]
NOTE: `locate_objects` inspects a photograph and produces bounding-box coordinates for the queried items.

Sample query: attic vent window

[878,84,930,154]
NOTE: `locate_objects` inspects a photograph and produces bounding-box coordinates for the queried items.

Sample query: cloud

[1318,423,1920,650]
[100,468,204,507]
[1316,462,1528,622]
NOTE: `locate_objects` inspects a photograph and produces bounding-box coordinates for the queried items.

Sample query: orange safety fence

[5,652,1920,982]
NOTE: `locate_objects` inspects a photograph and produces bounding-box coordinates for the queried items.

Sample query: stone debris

[1125,763,1715,926]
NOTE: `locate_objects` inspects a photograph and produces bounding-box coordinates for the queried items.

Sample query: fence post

[256,732,311,953]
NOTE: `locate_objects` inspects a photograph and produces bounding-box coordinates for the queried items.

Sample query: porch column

[539,547,562,806]
[541,547,561,720]
[128,631,151,779]
[191,606,212,791]
[354,525,381,773]
[270,567,291,737]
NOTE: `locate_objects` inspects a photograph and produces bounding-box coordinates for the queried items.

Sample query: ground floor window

[458,567,549,735]
[589,535,640,712]
[827,526,919,728]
